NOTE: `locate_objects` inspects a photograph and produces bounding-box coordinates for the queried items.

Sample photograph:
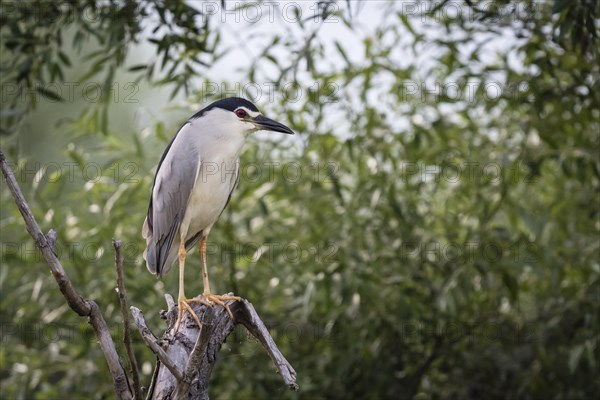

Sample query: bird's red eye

[235,109,247,118]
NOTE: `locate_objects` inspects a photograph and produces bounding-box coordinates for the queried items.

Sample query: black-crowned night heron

[142,97,294,331]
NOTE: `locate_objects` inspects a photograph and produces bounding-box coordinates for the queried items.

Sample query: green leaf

[399,13,416,36]
[57,51,71,67]
[568,344,585,374]
[128,64,147,72]
[36,86,64,102]
[502,271,519,300]
[334,41,350,65]
[552,0,570,14]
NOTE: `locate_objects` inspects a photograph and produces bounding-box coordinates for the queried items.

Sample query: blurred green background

[1,1,598,399]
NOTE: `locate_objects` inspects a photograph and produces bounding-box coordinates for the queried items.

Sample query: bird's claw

[173,294,240,332]
[200,293,241,319]
[174,296,202,332]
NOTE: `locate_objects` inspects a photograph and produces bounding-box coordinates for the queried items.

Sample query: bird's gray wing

[143,122,200,276]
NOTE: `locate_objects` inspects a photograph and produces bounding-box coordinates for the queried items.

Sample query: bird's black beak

[252,115,295,135]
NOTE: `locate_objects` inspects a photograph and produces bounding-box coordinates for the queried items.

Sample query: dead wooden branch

[234,300,298,389]
[114,240,142,399]
[0,150,133,400]
[131,307,185,383]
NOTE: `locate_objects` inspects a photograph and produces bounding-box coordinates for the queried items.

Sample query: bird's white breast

[180,110,246,239]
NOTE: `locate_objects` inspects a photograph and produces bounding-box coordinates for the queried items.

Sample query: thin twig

[0,149,133,400]
[114,240,142,399]
[131,307,184,382]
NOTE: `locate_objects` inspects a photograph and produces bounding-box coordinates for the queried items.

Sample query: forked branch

[133,295,298,399]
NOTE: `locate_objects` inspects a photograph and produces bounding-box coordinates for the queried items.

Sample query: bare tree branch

[235,299,298,389]
[131,307,184,383]
[0,150,133,400]
[114,240,142,399]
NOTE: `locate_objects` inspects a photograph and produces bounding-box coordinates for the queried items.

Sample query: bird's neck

[195,132,245,168]
[189,117,247,164]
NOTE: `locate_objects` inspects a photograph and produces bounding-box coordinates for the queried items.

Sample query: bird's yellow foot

[174,296,204,332]
[202,293,241,319]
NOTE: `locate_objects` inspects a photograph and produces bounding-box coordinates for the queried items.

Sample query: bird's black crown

[191,97,259,120]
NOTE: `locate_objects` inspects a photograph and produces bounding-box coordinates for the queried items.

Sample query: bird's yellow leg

[174,240,202,332]
[200,235,211,294]
[197,236,240,319]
